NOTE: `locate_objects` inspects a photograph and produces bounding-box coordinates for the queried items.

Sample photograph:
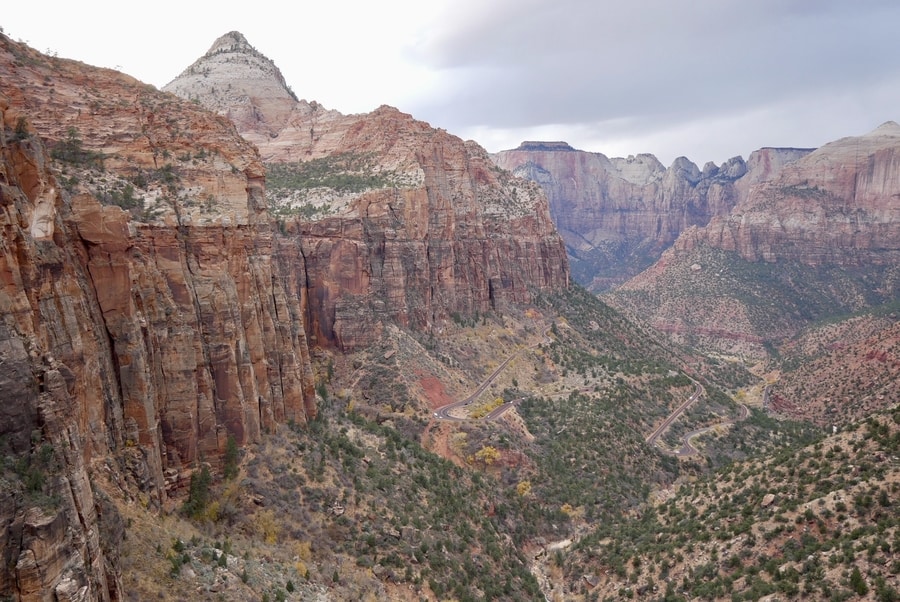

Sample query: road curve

[433,325,550,422]
[671,403,750,456]
[434,352,518,421]
[645,379,704,447]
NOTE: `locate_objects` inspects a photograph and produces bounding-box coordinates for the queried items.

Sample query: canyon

[0,30,568,599]
[496,128,899,360]
[0,27,897,602]
[493,141,811,290]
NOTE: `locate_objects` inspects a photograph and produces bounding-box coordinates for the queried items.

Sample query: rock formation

[165,33,570,351]
[162,31,309,143]
[606,124,900,356]
[1,96,124,601]
[674,122,900,265]
[1,33,317,599]
[0,29,572,596]
[493,142,811,290]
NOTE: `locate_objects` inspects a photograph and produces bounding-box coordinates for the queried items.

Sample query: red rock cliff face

[674,123,900,266]
[276,108,570,350]
[1,96,125,601]
[165,33,571,351]
[1,34,316,599]
[493,142,811,290]
[606,126,900,357]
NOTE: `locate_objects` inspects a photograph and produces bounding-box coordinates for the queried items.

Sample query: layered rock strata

[276,107,570,350]
[493,142,811,290]
[1,33,317,599]
[165,33,571,351]
[608,124,900,356]
[1,96,124,601]
[673,122,900,265]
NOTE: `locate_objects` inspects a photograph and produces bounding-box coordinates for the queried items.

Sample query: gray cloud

[404,0,900,162]
[5,0,897,166]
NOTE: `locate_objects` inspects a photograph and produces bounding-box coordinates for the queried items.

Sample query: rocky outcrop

[1,33,317,599]
[492,142,810,290]
[166,33,571,351]
[674,123,900,266]
[162,31,345,164]
[606,125,900,357]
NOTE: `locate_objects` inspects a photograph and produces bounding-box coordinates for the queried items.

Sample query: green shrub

[51,127,104,168]
[223,435,239,480]
[182,465,211,520]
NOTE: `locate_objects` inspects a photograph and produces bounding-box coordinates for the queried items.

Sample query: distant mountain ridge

[673,121,900,265]
[597,122,899,367]
[493,143,811,290]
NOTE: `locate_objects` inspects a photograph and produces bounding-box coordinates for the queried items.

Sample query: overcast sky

[4,0,900,166]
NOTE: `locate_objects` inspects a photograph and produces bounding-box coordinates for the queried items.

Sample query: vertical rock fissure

[83,249,128,424]
[296,239,313,347]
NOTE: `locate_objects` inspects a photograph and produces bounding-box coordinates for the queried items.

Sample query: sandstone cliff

[1,95,124,601]
[674,122,900,265]
[607,124,900,357]
[1,33,317,599]
[493,142,811,290]
[165,33,571,351]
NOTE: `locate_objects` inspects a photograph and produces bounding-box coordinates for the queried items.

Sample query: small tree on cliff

[182,465,211,520]
[223,435,239,480]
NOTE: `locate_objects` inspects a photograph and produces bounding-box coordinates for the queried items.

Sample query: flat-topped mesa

[169,33,571,351]
[515,141,576,152]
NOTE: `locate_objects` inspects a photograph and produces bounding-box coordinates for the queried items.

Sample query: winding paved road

[645,379,704,447]
[433,325,551,421]
[434,352,519,421]
[646,377,752,456]
[670,403,750,456]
